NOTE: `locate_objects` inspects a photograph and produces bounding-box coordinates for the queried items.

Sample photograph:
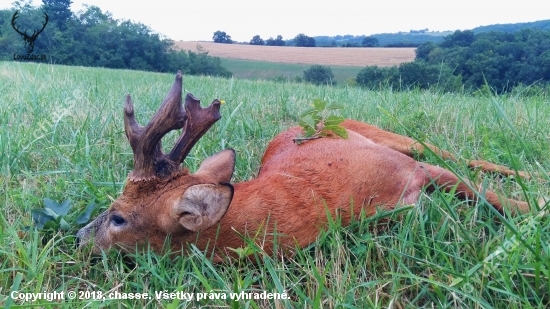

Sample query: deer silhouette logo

[11,10,49,54]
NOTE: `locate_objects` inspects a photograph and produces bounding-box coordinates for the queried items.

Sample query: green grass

[1,61,549,308]
[220,58,362,84]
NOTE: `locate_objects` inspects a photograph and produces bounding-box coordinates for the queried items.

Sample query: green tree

[11,0,36,12]
[249,35,264,45]
[188,47,232,77]
[440,30,474,48]
[1,4,232,77]
[303,65,335,85]
[213,30,233,44]
[342,42,360,47]
[356,66,394,89]
[42,0,72,29]
[266,35,285,46]
[415,41,436,61]
[361,36,379,47]
[294,33,315,47]
[420,29,550,92]
[397,62,461,91]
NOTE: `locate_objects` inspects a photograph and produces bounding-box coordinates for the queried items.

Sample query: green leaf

[312,113,323,123]
[227,245,255,259]
[299,107,318,118]
[299,115,317,137]
[304,127,316,137]
[43,220,60,230]
[329,126,349,139]
[31,209,55,229]
[297,99,347,142]
[302,114,317,130]
[76,202,97,225]
[325,115,345,126]
[43,207,60,220]
[44,198,71,216]
[312,99,326,111]
[298,119,311,131]
[59,218,71,231]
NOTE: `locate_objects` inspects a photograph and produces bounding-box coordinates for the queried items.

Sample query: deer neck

[178,175,326,258]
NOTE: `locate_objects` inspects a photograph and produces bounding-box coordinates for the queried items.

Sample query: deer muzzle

[76,210,108,251]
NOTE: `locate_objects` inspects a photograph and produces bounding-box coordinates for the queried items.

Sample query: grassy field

[176,42,415,84]
[219,58,362,84]
[174,41,416,67]
[1,61,549,308]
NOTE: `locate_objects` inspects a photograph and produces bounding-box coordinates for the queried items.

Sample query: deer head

[76,71,235,253]
[11,10,49,54]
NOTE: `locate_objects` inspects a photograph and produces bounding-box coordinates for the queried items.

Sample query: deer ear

[195,149,235,183]
[172,183,234,232]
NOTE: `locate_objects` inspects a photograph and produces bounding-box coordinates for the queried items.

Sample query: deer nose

[75,227,86,248]
[75,224,94,249]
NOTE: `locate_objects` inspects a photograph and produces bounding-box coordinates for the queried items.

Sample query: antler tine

[168,94,222,164]
[124,71,188,181]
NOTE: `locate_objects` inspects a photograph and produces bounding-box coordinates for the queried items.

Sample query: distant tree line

[213,31,317,47]
[342,37,379,47]
[215,20,550,48]
[245,33,316,47]
[314,20,550,48]
[0,1,231,77]
[249,34,285,46]
[355,29,550,93]
[219,30,427,48]
[223,31,426,48]
[266,35,286,46]
[213,31,288,46]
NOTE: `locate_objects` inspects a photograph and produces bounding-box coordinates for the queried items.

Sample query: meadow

[0,61,549,308]
[219,58,363,84]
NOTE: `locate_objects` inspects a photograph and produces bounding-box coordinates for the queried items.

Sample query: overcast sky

[1,0,549,42]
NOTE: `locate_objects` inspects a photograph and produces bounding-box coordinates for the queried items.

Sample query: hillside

[472,19,550,33]
[314,19,550,47]
[316,32,449,47]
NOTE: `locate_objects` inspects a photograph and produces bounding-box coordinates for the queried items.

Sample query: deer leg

[341,119,530,179]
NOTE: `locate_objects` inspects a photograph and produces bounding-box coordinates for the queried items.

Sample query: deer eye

[110,214,126,227]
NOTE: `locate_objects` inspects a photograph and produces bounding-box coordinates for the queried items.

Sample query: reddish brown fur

[77,121,530,260]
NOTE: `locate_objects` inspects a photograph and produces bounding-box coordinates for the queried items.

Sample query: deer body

[189,126,431,256]
[76,72,530,259]
[170,124,528,257]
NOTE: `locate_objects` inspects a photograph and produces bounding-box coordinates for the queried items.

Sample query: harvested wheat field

[175,41,416,67]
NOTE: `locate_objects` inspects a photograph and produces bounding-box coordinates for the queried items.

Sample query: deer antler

[124,71,222,181]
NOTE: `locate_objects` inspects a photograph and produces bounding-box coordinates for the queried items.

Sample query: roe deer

[76,71,530,259]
